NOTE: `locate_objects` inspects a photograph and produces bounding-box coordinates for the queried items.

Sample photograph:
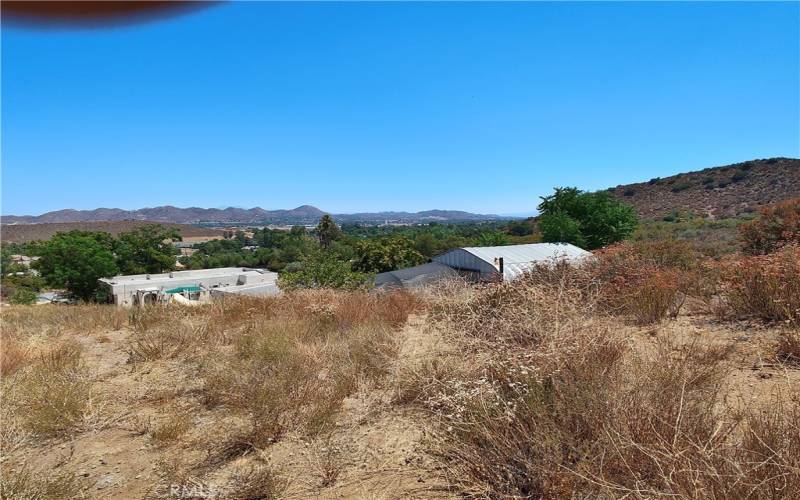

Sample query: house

[98,267,278,306]
[432,243,592,281]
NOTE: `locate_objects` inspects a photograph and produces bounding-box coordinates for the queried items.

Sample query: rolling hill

[608,157,799,219]
[1,205,505,226]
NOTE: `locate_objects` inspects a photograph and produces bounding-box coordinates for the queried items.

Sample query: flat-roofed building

[99,267,277,306]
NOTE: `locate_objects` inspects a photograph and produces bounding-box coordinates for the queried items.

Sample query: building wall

[432,249,499,280]
[101,270,277,306]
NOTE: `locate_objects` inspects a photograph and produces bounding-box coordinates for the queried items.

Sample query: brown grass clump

[0,465,85,499]
[150,414,193,445]
[225,465,288,500]
[5,341,91,437]
[414,273,800,499]
[1,303,127,338]
[0,338,29,377]
[193,292,411,461]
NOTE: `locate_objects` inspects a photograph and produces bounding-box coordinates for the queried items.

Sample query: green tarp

[164,285,202,294]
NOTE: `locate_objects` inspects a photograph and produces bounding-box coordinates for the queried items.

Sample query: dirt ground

[1,309,796,499]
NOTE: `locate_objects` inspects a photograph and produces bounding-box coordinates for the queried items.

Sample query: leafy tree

[315,215,342,249]
[114,224,180,274]
[537,187,638,250]
[352,237,425,273]
[506,219,534,237]
[538,212,585,248]
[35,231,118,300]
[475,231,510,246]
[278,250,370,290]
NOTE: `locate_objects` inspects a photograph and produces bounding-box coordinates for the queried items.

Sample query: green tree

[35,231,118,301]
[538,212,585,248]
[114,224,180,274]
[475,231,510,246]
[352,237,425,273]
[315,215,342,249]
[278,250,370,290]
[537,187,638,250]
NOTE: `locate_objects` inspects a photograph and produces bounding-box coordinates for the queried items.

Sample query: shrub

[590,241,703,323]
[671,182,692,193]
[740,198,800,255]
[717,180,730,189]
[732,171,748,182]
[715,246,800,324]
[648,177,660,185]
[623,187,636,196]
[777,330,800,365]
[419,277,800,498]
[702,176,715,185]
[10,287,37,305]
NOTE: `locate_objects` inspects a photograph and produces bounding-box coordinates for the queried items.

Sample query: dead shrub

[0,337,29,377]
[777,330,800,365]
[431,266,602,348]
[421,274,799,498]
[715,245,800,324]
[128,321,206,363]
[741,198,800,255]
[591,242,702,324]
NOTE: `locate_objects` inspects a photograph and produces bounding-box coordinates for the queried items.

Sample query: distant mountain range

[608,157,799,219]
[1,205,507,225]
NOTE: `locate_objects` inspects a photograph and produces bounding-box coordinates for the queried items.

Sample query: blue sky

[2,1,798,216]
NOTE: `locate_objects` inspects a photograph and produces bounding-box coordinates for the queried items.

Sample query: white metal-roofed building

[432,243,592,281]
[374,262,458,290]
[99,267,278,306]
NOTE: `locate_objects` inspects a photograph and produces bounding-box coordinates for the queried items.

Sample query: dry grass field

[1,244,799,499]
[1,222,225,244]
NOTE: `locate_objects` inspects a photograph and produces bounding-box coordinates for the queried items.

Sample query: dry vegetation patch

[403,267,800,498]
[2,251,799,499]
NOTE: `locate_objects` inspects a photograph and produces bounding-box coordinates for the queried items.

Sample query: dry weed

[150,413,193,445]
[6,341,91,437]
[0,465,85,499]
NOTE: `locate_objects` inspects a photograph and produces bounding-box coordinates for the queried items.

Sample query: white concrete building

[99,267,278,306]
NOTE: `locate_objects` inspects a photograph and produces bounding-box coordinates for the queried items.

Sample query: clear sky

[2,1,798,216]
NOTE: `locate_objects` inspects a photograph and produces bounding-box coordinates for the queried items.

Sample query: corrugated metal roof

[374,262,458,289]
[434,243,592,281]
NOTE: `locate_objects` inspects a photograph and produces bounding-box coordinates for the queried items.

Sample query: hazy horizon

[3,2,798,215]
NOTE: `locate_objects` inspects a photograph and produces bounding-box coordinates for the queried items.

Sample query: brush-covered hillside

[2,228,799,498]
[609,157,799,219]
